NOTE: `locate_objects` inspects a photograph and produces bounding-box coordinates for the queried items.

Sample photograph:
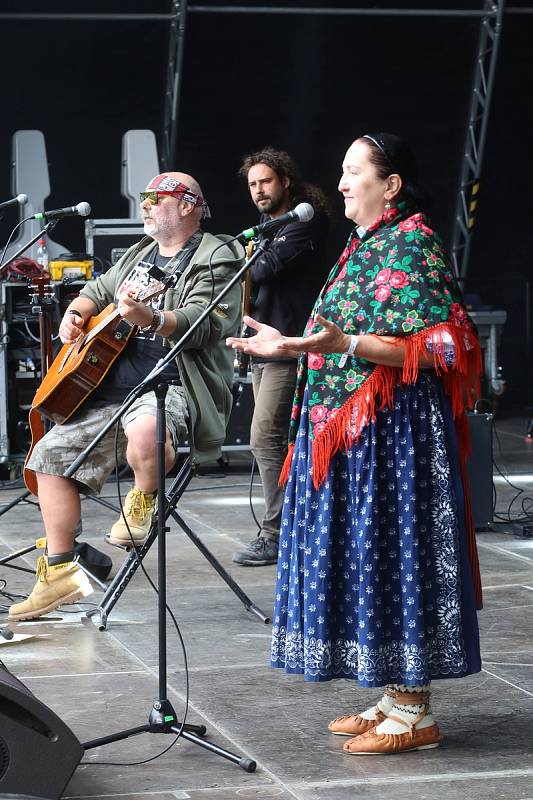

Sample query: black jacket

[248,210,329,360]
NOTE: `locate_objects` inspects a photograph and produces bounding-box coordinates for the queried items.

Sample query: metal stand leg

[86,525,158,630]
[86,458,270,629]
[76,560,109,592]
[86,460,193,630]
[83,384,257,774]
[0,489,36,517]
[170,509,270,624]
[0,542,37,574]
[82,707,255,773]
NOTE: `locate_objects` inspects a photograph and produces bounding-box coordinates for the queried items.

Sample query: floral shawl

[279,204,483,603]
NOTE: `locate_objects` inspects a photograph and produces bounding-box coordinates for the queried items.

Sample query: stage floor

[1,415,532,800]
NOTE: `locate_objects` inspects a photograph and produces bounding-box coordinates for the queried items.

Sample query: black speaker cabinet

[225,380,254,448]
[465,411,493,529]
[0,662,83,799]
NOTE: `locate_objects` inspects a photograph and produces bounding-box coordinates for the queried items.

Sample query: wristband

[140,308,165,334]
[338,335,358,368]
[66,309,83,318]
[154,309,165,333]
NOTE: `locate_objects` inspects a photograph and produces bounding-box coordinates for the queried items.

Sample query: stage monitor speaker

[466,411,493,529]
[224,379,254,449]
[0,661,83,799]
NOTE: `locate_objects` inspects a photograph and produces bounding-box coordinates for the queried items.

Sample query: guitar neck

[83,282,166,344]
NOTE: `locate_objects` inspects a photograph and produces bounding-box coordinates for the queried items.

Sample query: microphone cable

[79,424,190,768]
[79,227,269,765]
[0,215,39,270]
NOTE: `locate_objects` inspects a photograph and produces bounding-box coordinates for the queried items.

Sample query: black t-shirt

[248,210,329,362]
[91,247,181,403]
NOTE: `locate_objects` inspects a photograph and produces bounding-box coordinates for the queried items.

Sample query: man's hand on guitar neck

[117,290,177,338]
[117,291,155,329]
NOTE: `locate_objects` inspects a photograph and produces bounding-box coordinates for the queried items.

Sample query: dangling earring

[384,200,391,210]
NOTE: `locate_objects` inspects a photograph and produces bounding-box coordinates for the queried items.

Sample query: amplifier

[0,662,82,798]
[224,379,253,449]
[466,411,493,529]
[85,218,145,273]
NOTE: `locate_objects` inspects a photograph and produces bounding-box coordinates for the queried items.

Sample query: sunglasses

[140,185,211,219]
[139,190,179,204]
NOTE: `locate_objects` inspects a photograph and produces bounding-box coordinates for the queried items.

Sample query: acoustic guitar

[23,279,168,494]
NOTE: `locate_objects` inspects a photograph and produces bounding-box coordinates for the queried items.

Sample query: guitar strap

[242,240,255,318]
[146,231,203,288]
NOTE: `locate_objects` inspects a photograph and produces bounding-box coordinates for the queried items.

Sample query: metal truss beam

[188,5,503,16]
[161,0,188,170]
[0,6,530,19]
[451,0,505,279]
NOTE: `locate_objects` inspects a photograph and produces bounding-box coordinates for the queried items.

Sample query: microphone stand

[0,219,56,274]
[71,239,271,770]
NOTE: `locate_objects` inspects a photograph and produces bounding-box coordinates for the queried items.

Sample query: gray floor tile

[1,420,533,800]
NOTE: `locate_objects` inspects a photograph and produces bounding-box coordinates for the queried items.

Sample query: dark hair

[359,133,431,212]
[239,146,332,218]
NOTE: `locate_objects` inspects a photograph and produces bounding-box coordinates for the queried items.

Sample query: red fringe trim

[310,363,398,490]
[279,322,483,602]
[279,442,295,486]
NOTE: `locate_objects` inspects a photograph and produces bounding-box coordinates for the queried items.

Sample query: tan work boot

[107,487,156,548]
[9,556,93,621]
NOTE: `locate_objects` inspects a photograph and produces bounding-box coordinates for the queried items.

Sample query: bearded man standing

[232,147,329,566]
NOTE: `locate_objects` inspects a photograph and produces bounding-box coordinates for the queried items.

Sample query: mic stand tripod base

[81,383,257,775]
[82,698,257,773]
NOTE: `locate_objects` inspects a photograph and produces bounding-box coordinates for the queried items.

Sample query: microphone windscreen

[17,193,28,205]
[295,202,314,223]
[76,201,92,217]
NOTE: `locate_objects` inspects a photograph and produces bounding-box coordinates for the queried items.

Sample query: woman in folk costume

[227,133,482,755]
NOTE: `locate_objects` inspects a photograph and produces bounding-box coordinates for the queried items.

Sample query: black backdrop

[1,0,531,408]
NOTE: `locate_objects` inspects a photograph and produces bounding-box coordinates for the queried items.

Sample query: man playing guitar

[9,172,244,621]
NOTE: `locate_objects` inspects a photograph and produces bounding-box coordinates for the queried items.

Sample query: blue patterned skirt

[271,373,481,686]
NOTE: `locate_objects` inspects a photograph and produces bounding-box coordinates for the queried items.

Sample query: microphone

[239,202,314,241]
[0,193,28,211]
[33,201,91,221]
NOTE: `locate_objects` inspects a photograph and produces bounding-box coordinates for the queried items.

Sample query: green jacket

[80,231,244,464]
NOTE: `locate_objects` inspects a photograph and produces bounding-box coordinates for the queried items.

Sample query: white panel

[121,130,160,219]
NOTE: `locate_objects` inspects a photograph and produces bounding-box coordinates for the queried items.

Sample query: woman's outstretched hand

[226,316,300,358]
[279,314,351,355]
[226,314,353,358]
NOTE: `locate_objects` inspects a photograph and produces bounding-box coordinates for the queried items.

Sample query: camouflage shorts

[26,385,189,495]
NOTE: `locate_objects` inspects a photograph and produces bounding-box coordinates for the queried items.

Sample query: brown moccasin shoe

[343,723,443,755]
[328,708,386,736]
